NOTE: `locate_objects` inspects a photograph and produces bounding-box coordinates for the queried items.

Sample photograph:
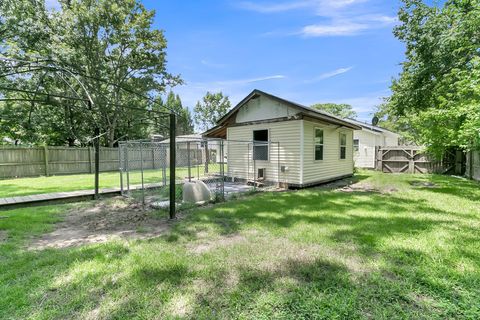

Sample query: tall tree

[0,0,180,146]
[310,103,357,119]
[386,0,480,155]
[165,91,194,135]
[194,92,231,132]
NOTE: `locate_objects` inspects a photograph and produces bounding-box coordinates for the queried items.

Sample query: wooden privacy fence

[0,145,217,179]
[0,146,119,179]
[375,146,464,175]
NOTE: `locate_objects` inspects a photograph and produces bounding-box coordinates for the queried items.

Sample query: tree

[165,91,194,135]
[386,0,480,155]
[310,103,357,119]
[194,92,231,132]
[0,0,180,146]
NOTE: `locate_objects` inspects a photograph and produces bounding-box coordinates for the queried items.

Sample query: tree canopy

[194,92,231,132]
[0,0,183,146]
[310,103,357,119]
[381,0,480,154]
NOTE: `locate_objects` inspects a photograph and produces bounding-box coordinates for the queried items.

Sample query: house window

[353,139,359,152]
[314,128,324,160]
[340,133,347,159]
[253,129,268,161]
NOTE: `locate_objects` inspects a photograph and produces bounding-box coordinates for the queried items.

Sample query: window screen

[314,128,323,160]
[253,129,269,161]
[340,133,347,159]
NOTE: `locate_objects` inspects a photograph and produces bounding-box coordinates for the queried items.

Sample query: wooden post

[408,149,414,173]
[43,145,49,176]
[376,146,382,171]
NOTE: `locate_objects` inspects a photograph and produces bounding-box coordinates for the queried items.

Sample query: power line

[0,85,171,116]
[0,55,185,118]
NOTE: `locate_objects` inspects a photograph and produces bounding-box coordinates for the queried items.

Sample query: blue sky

[45,0,408,122]
[146,0,407,122]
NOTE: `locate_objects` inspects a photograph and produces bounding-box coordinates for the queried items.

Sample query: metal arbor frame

[0,55,179,218]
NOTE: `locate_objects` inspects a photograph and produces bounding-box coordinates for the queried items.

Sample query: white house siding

[353,130,378,168]
[384,132,399,146]
[302,120,354,185]
[226,120,302,185]
[235,95,299,123]
[353,130,399,168]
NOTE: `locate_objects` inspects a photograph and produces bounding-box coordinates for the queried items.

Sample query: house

[203,89,361,188]
[345,118,400,169]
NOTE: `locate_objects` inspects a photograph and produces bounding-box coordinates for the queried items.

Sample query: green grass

[1,171,479,319]
[0,166,210,198]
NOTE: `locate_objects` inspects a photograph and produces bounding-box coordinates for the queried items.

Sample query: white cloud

[172,75,286,109]
[237,0,366,14]
[215,75,286,86]
[200,59,227,68]
[301,23,367,36]
[306,66,353,82]
[237,0,397,37]
[237,1,312,13]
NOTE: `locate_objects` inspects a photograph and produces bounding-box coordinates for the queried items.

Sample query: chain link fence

[118,138,282,212]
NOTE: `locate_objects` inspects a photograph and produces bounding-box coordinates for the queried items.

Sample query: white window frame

[339,132,347,160]
[314,127,324,161]
[252,129,269,161]
[353,138,359,152]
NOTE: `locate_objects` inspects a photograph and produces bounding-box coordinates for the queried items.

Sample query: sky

[145,0,407,122]
[45,0,407,122]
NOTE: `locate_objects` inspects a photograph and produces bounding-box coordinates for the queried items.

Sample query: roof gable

[216,89,361,130]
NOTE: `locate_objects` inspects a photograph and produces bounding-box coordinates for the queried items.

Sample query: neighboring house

[203,89,361,188]
[346,118,400,169]
[159,134,221,163]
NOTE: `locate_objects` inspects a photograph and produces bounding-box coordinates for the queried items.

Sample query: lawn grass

[0,166,210,198]
[1,171,479,319]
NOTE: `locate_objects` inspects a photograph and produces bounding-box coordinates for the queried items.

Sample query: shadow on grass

[407,174,480,202]
[170,190,453,248]
[2,173,479,319]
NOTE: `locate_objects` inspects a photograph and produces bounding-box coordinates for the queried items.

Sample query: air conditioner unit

[257,168,266,181]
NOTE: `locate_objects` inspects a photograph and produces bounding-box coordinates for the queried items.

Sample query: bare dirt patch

[29,197,175,250]
[410,181,437,188]
[0,230,7,242]
[188,234,246,254]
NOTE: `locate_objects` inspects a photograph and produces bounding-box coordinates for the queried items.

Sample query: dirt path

[29,197,176,250]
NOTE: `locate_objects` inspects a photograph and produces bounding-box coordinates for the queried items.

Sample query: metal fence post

[253,142,256,191]
[118,145,124,195]
[140,141,145,207]
[126,143,130,195]
[277,142,280,188]
[187,141,191,182]
[220,140,225,200]
[196,143,200,180]
[162,145,167,186]
[94,127,100,199]
[169,113,176,219]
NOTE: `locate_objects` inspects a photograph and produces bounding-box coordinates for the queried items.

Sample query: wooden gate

[375,146,464,174]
